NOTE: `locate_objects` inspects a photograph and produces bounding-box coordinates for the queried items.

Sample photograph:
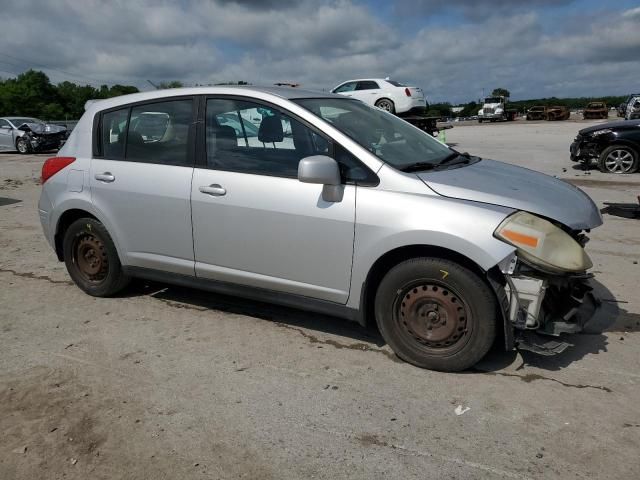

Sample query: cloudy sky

[0,0,639,103]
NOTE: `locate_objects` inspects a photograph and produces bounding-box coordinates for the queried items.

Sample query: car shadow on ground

[122,277,630,374]
[125,279,386,347]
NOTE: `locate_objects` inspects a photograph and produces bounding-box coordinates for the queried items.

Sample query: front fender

[347,187,516,309]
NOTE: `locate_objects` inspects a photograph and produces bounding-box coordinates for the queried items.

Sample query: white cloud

[0,0,637,102]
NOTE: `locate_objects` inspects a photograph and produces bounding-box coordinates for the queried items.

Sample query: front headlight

[479,109,484,115]
[495,108,503,114]
[589,128,612,137]
[494,211,592,273]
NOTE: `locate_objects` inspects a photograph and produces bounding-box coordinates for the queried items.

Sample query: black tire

[63,218,130,296]
[597,145,638,174]
[375,98,395,114]
[374,257,497,372]
[478,119,483,123]
[16,137,30,154]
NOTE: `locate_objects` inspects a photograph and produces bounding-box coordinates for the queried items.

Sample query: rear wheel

[374,257,497,372]
[375,98,395,114]
[598,145,638,174]
[16,137,30,154]
[63,218,129,296]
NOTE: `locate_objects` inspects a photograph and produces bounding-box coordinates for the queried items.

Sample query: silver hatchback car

[38,87,602,371]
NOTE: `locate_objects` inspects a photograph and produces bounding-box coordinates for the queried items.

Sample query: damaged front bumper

[499,254,600,354]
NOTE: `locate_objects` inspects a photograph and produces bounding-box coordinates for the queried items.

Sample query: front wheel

[598,145,638,174]
[375,98,395,114]
[63,218,130,296]
[375,257,497,372]
[16,137,30,154]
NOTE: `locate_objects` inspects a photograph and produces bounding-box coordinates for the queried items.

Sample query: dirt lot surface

[1,120,639,479]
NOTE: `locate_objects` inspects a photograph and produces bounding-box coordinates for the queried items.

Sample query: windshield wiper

[399,161,438,173]
[399,152,476,173]
[437,151,471,167]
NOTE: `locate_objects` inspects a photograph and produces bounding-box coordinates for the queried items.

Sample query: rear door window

[126,99,193,166]
[356,81,379,90]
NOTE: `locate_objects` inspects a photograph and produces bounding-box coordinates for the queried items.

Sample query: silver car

[38,87,602,371]
[0,116,67,153]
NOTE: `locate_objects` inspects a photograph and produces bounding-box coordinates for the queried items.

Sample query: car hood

[579,119,640,134]
[18,122,67,135]
[416,159,602,230]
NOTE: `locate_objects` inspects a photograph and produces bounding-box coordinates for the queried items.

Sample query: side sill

[123,266,360,323]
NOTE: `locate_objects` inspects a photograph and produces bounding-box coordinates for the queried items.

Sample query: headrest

[258,114,284,143]
[215,125,238,151]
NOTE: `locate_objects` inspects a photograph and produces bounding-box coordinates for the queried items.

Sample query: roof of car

[337,78,392,84]
[86,86,339,111]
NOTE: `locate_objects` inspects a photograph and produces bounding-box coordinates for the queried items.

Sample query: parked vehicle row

[525,105,571,121]
[38,86,602,371]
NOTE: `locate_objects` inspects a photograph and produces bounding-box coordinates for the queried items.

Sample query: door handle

[95,172,115,183]
[199,184,226,196]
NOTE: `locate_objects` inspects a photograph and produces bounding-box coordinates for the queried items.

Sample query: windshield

[294,98,453,170]
[484,97,502,104]
[9,117,40,126]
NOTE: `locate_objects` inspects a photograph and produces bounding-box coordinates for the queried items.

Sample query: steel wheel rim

[394,282,471,353]
[377,100,393,112]
[72,233,108,283]
[605,149,633,173]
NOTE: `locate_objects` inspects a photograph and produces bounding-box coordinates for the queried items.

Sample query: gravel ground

[1,119,639,479]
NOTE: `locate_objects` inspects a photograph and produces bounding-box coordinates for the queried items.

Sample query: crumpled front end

[498,246,600,355]
[18,122,67,152]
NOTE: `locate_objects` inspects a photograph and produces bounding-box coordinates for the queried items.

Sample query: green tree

[0,70,59,118]
[491,88,510,98]
[459,101,480,117]
[426,102,452,118]
[157,81,184,89]
[0,70,139,119]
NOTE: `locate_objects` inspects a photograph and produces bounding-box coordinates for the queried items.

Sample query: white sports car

[330,78,426,115]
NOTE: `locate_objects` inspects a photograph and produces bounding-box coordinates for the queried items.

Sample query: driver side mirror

[298,155,343,202]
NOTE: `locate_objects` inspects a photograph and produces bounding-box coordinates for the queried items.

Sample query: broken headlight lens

[494,211,592,273]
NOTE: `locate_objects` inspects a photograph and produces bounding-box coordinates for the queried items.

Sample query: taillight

[41,157,75,184]
[405,88,411,97]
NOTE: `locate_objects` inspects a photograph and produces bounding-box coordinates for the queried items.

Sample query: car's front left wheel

[63,218,130,296]
[16,137,30,154]
[374,257,497,372]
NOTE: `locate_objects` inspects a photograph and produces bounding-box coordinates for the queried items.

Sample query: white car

[330,78,426,115]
